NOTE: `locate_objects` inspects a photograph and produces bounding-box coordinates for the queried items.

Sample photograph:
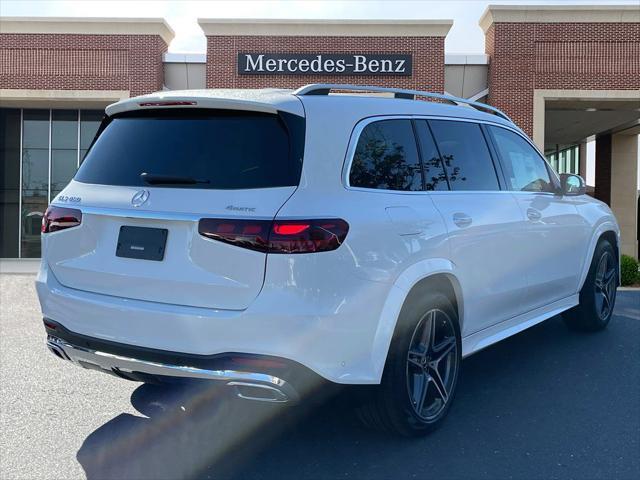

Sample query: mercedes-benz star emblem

[131,189,150,207]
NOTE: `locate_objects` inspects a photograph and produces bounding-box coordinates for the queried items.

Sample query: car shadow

[77,304,639,480]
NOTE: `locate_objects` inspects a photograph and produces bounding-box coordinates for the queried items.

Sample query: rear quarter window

[75,109,304,190]
[349,119,422,191]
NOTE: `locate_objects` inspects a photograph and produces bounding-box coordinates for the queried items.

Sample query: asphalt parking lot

[1,274,639,480]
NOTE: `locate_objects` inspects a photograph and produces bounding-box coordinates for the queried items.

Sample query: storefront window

[21,110,50,258]
[0,107,103,258]
[51,110,79,199]
[546,145,579,175]
[0,109,21,258]
[80,111,103,162]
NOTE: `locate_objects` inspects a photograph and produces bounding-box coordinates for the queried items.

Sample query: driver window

[489,126,555,193]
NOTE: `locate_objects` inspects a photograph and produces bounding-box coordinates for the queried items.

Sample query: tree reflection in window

[350,120,422,191]
[414,121,449,191]
[429,120,500,192]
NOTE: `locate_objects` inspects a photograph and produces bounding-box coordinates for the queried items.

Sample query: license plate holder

[116,226,168,261]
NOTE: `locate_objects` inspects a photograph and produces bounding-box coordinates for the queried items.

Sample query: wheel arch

[578,224,621,291]
[370,260,464,383]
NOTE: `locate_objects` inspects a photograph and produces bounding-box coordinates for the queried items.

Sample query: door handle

[452,212,472,228]
[526,208,542,222]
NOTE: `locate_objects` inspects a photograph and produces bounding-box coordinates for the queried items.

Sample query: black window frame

[484,124,561,194]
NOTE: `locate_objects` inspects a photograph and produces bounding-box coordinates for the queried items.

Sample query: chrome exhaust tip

[227,381,294,403]
[46,337,70,361]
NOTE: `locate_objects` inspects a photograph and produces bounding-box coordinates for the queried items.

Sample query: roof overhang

[0,16,175,45]
[198,18,453,37]
[479,5,640,33]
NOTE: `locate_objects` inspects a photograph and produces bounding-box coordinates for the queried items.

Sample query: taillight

[198,219,270,252]
[198,218,349,254]
[42,206,82,233]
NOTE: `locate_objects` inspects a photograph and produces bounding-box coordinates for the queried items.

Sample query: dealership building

[1,5,639,265]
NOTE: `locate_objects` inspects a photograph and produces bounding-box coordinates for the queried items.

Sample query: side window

[414,121,449,191]
[349,119,422,191]
[488,126,555,193]
[428,120,500,191]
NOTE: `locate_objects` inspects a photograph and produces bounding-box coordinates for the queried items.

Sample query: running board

[461,295,579,357]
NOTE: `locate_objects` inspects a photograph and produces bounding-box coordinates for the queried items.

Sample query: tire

[356,291,461,436]
[563,239,618,332]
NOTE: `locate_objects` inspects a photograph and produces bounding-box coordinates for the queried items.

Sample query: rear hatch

[46,104,305,310]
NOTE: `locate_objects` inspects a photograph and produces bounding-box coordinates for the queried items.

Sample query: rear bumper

[44,320,311,403]
[36,260,393,384]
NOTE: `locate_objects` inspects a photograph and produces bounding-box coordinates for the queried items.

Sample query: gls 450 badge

[56,195,81,203]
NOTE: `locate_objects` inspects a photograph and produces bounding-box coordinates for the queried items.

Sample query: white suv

[37,84,620,436]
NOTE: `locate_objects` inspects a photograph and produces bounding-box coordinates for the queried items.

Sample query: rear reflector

[198,218,349,254]
[43,320,57,330]
[42,206,82,233]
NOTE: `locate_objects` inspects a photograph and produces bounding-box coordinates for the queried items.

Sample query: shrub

[620,254,640,286]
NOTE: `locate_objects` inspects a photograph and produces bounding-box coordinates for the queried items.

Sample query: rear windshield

[75,109,304,189]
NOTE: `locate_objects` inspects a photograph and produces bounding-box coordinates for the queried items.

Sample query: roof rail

[293,83,513,123]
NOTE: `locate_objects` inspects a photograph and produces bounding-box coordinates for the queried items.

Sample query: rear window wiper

[140,173,211,185]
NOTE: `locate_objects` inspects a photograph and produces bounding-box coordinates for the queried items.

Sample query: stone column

[595,134,612,206]
[611,133,639,258]
[578,142,588,182]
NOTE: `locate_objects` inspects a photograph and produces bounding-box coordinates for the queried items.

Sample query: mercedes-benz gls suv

[38,84,620,436]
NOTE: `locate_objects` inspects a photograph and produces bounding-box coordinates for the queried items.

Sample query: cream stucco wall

[611,133,639,258]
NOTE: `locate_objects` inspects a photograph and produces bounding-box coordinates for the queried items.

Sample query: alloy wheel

[594,251,617,320]
[406,309,458,421]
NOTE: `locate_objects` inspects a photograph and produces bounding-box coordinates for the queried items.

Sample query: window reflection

[414,121,448,191]
[428,120,500,192]
[489,126,554,193]
[350,120,422,191]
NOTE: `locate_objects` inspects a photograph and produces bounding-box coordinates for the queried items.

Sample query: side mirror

[560,173,586,196]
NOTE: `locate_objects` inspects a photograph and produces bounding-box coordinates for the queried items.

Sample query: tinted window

[75,110,303,189]
[428,120,499,191]
[489,126,555,193]
[350,119,422,191]
[414,121,448,191]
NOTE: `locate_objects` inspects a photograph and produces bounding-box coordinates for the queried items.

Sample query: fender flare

[369,258,463,383]
[578,221,620,291]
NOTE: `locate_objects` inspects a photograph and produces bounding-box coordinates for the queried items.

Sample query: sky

[2,0,639,54]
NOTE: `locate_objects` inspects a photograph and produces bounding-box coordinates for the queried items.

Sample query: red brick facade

[205,35,445,93]
[0,33,168,96]
[485,22,640,136]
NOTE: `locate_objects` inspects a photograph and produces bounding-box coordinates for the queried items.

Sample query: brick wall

[205,35,445,93]
[485,22,640,136]
[0,33,168,96]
